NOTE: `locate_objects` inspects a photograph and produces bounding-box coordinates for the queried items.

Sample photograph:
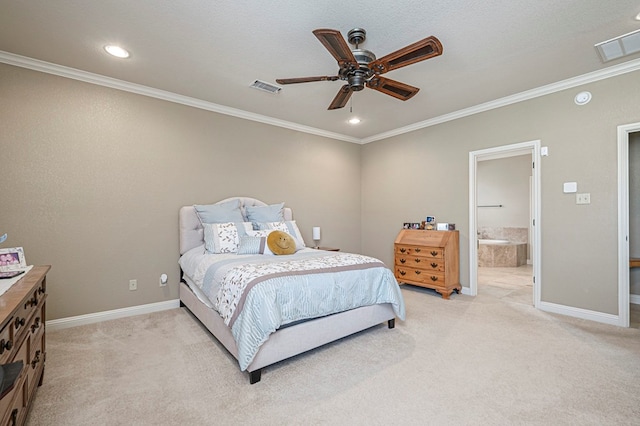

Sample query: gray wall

[0,64,362,319]
[3,61,639,320]
[477,155,532,228]
[361,70,640,315]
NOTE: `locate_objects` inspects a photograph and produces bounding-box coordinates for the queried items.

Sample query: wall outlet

[129,279,137,291]
[576,193,591,204]
[159,273,168,287]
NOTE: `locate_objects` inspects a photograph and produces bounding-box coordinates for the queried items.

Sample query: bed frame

[179,197,397,384]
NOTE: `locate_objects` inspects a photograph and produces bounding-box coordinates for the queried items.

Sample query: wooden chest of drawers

[0,266,48,426]
[394,230,461,299]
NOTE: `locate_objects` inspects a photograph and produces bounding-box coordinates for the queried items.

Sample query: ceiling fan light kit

[276,28,442,110]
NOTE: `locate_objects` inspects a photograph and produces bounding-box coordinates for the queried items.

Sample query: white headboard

[179,197,293,255]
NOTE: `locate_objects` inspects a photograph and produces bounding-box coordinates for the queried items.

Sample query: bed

[178,197,405,384]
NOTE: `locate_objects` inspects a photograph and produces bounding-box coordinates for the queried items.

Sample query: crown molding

[2,50,640,145]
[0,51,360,144]
[361,58,640,144]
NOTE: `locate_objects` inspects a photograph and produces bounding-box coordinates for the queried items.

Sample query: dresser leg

[38,366,45,386]
[387,318,395,329]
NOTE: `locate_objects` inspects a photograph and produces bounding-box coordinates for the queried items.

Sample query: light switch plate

[563,182,577,193]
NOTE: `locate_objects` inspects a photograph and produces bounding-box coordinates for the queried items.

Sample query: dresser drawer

[395,267,446,286]
[395,255,444,271]
[0,322,14,366]
[396,245,443,258]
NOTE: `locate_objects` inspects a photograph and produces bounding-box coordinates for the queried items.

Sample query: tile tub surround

[478,227,528,242]
[478,239,527,267]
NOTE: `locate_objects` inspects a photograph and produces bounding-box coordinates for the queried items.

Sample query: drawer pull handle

[414,258,421,263]
[25,297,38,309]
[0,339,13,354]
[38,287,45,294]
[10,408,18,426]
[430,276,438,282]
[431,262,438,268]
[414,248,421,253]
[430,251,438,257]
[399,248,406,253]
[400,258,406,264]
[31,350,41,369]
[14,317,25,329]
[399,270,406,276]
[31,317,41,333]
[415,270,421,275]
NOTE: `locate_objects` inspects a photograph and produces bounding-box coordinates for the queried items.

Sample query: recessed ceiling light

[348,117,361,125]
[104,45,130,58]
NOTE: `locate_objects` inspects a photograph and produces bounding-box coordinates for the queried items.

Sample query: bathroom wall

[477,154,532,259]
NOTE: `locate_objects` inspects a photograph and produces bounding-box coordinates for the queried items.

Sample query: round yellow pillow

[267,230,296,255]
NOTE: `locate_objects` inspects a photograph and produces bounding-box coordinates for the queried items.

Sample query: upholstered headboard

[179,197,293,255]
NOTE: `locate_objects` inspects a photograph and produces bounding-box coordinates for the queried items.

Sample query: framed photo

[0,247,26,272]
[410,223,421,229]
[403,223,411,229]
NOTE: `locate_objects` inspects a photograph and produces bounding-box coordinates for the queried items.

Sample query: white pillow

[203,222,253,254]
[254,220,306,249]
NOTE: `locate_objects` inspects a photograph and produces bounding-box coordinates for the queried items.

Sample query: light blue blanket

[200,251,405,370]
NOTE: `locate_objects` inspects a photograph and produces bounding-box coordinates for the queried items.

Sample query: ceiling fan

[276,28,443,110]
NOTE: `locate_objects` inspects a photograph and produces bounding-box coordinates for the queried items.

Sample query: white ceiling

[1,0,640,142]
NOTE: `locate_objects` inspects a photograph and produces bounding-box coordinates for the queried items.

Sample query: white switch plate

[576,193,591,204]
[563,182,577,193]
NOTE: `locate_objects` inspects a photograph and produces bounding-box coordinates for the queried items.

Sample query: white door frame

[468,140,541,307]
[616,123,637,328]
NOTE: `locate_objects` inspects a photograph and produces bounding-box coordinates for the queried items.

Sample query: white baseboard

[631,294,640,305]
[46,299,181,331]
[538,300,623,327]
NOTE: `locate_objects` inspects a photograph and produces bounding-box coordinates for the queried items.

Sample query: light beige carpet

[27,283,640,425]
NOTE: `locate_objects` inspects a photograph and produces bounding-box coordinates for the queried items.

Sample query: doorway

[468,141,541,308]
[617,123,640,328]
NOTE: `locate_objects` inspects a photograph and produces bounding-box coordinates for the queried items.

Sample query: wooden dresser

[0,266,48,426]
[394,230,461,299]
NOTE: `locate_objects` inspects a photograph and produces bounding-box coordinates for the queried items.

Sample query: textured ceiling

[1,0,639,142]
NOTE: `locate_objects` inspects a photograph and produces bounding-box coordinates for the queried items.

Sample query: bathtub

[479,239,510,245]
[478,239,527,267]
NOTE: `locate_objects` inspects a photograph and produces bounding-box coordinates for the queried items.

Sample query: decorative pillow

[245,202,285,223]
[194,199,244,224]
[203,222,252,254]
[255,220,306,249]
[237,236,269,255]
[267,231,296,255]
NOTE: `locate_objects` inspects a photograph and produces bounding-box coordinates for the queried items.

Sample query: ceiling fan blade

[313,29,359,69]
[370,36,443,74]
[276,76,339,85]
[328,85,353,110]
[366,76,420,101]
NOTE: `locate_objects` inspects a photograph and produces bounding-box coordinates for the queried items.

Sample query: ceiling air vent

[250,80,282,94]
[595,28,640,62]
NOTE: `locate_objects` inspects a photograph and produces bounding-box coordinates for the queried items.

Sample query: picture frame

[0,247,26,272]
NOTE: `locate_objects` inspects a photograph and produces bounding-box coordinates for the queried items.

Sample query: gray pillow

[245,202,285,223]
[237,236,268,255]
[194,199,244,224]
